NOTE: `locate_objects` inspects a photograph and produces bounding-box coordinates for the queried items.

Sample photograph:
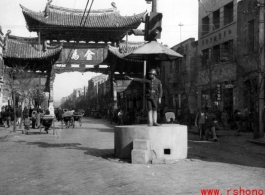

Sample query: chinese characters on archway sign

[71,49,95,60]
[216,84,222,101]
[57,47,108,64]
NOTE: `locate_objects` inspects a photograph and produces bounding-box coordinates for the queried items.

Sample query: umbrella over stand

[124,40,183,61]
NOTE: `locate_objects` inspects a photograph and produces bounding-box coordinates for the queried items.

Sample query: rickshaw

[62,111,74,128]
[73,109,85,127]
[39,115,55,135]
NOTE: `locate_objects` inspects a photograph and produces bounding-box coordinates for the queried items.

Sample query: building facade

[236,0,259,110]
[87,74,109,111]
[161,38,198,113]
[197,0,238,116]
[0,26,4,110]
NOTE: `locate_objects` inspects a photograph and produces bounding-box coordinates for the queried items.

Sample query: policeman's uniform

[133,77,163,111]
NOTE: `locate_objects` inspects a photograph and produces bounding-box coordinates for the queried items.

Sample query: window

[175,58,181,74]
[213,9,220,30]
[220,40,233,62]
[201,49,211,67]
[224,2,233,25]
[214,36,217,42]
[248,19,255,52]
[202,16,210,36]
[213,45,220,64]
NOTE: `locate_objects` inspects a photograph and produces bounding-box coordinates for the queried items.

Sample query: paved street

[0,117,265,195]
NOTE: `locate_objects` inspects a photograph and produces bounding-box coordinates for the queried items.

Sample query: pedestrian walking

[234,109,243,136]
[1,108,8,127]
[36,109,41,128]
[195,107,207,141]
[31,110,37,129]
[16,106,22,126]
[58,108,63,124]
[6,108,11,128]
[117,110,123,126]
[176,109,182,124]
[221,109,229,130]
[205,109,218,142]
[23,115,31,134]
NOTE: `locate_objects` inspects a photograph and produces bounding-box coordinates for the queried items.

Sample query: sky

[0,0,198,100]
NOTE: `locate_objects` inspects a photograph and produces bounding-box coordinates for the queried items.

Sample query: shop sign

[224,81,234,89]
[129,101,133,108]
[216,84,222,101]
[58,47,108,64]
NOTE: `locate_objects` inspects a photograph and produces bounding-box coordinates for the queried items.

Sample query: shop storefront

[200,81,234,117]
[117,81,143,112]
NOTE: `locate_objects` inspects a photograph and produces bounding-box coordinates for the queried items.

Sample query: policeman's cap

[148,69,157,75]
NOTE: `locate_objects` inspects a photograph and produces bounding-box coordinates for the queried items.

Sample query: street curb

[246,139,265,147]
[0,130,14,141]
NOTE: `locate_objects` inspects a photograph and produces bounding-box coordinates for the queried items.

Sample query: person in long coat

[221,109,229,130]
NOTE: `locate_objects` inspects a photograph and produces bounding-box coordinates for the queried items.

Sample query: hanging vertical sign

[216,83,222,101]
[129,101,133,108]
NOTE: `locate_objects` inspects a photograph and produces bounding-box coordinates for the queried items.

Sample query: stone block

[133,139,150,150]
[131,149,150,164]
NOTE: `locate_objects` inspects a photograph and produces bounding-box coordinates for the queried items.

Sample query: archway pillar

[48,67,55,116]
[110,57,118,110]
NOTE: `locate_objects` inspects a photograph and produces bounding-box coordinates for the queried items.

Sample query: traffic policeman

[125,69,163,126]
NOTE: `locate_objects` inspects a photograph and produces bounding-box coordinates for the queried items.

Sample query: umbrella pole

[143,61,146,112]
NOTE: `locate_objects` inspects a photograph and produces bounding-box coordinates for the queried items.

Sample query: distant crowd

[89,105,258,142]
[0,105,51,133]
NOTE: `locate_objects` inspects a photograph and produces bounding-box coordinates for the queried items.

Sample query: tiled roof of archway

[3,35,62,60]
[20,4,146,29]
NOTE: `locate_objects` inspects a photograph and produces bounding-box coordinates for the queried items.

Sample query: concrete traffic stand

[114,124,187,164]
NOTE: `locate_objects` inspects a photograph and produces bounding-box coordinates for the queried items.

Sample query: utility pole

[142,0,161,111]
[258,0,265,138]
[152,0,157,12]
[178,23,183,42]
